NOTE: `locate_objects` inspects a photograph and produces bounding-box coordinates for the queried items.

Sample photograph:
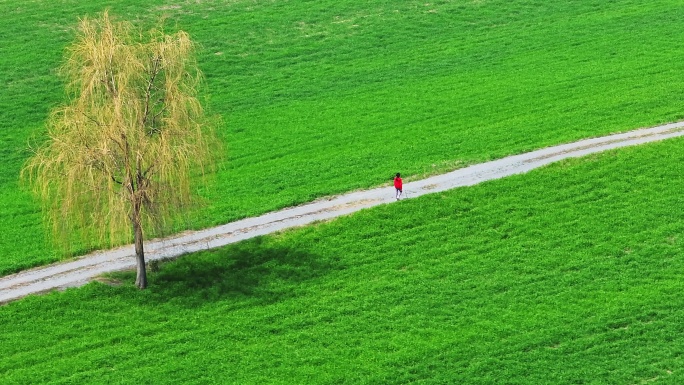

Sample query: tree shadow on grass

[128,236,336,308]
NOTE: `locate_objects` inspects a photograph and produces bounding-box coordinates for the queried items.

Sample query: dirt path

[3,121,684,304]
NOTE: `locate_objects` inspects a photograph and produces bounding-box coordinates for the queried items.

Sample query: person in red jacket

[394,172,403,200]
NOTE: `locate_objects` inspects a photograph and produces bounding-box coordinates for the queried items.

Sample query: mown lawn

[3,137,684,384]
[2,0,684,274]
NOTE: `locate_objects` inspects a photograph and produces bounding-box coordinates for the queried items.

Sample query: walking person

[394,172,403,200]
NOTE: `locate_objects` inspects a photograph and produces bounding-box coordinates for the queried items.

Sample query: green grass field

[2,0,684,274]
[3,137,684,384]
[4,1,684,381]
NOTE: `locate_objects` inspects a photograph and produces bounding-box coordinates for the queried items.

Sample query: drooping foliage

[23,11,218,286]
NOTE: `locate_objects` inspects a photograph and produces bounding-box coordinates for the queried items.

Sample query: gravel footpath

[2,121,684,304]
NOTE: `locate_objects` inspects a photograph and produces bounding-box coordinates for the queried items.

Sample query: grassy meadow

[2,0,684,273]
[4,0,684,381]
[3,137,684,384]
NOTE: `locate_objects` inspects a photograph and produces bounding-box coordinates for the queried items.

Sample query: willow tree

[23,11,217,289]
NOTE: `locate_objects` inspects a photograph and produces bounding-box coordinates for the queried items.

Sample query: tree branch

[142,56,162,130]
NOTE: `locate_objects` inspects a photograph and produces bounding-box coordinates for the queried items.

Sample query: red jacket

[394,177,403,190]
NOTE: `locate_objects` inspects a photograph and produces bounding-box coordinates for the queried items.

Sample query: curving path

[2,121,684,304]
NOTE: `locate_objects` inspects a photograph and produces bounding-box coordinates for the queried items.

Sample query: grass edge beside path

[2,120,684,304]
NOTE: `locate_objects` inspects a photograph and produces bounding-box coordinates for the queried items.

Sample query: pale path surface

[3,121,684,304]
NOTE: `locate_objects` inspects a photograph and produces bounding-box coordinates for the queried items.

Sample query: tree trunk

[133,212,147,289]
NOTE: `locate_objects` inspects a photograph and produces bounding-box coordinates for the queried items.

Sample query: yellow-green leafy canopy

[23,11,217,251]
